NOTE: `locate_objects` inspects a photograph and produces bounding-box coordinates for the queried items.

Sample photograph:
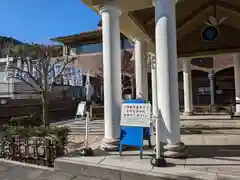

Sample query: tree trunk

[41,91,49,128]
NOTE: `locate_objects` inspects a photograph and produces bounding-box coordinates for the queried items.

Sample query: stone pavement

[1,118,240,180]
[0,159,84,180]
[53,114,233,136]
[55,119,240,180]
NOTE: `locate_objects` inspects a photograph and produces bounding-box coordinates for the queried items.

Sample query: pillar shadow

[180,126,240,135]
[180,128,203,134]
[183,145,240,166]
[188,145,240,158]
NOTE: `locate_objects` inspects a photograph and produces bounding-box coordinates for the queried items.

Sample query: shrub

[3,114,70,155]
[8,114,41,128]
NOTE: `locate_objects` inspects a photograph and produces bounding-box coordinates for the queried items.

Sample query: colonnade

[98,0,240,158]
[99,0,186,157]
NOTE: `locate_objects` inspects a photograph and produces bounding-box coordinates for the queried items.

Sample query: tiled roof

[51,29,102,45]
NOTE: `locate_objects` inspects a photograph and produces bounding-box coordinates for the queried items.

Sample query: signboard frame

[120,102,152,158]
[76,101,87,118]
[120,103,151,127]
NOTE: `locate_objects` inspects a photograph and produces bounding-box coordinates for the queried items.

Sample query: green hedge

[2,115,70,148]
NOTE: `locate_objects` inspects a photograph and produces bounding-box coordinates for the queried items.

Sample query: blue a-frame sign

[120,99,152,159]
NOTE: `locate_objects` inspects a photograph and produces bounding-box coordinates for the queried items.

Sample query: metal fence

[0,135,64,167]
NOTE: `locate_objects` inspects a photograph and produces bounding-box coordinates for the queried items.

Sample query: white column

[134,39,148,100]
[150,54,158,117]
[150,53,166,144]
[182,59,193,115]
[142,45,149,100]
[99,3,122,150]
[233,53,240,115]
[154,0,186,157]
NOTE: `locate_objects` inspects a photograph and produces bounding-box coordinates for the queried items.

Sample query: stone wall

[0,99,78,124]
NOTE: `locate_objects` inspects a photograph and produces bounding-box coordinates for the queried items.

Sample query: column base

[163,142,188,158]
[151,155,167,167]
[234,112,240,117]
[208,105,219,113]
[100,138,120,152]
[153,142,167,154]
[182,111,193,116]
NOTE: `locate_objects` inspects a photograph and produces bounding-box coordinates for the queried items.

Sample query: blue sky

[0,0,100,44]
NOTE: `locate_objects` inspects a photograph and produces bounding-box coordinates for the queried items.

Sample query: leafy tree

[0,36,22,58]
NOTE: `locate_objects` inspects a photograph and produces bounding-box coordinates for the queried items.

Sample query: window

[76,43,102,54]
[75,37,133,54]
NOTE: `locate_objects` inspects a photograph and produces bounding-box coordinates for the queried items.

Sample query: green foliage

[2,115,70,147]
[8,114,41,128]
[0,36,22,46]
[9,43,62,58]
[10,44,38,58]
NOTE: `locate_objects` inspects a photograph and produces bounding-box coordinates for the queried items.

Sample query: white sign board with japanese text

[120,103,151,127]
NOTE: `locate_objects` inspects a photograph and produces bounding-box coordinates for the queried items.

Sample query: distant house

[51,22,135,97]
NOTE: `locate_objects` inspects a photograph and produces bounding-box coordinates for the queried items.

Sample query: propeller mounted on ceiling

[202,0,227,42]
[204,0,227,27]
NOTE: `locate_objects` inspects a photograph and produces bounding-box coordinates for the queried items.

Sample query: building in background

[52,21,236,108]
[0,22,236,108]
[51,21,135,100]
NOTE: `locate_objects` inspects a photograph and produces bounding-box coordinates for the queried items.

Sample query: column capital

[152,0,163,7]
[130,37,148,44]
[99,4,121,15]
[208,71,216,80]
[232,53,240,59]
[152,0,157,7]
[178,57,192,61]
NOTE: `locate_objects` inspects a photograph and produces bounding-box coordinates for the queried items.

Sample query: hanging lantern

[201,25,219,42]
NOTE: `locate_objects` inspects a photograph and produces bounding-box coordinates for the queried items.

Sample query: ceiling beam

[177,0,216,30]
[91,0,153,11]
[128,12,154,41]
[217,1,240,15]
[178,47,240,58]
[177,0,240,31]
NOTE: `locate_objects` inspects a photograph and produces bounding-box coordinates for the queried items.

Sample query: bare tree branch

[4,43,71,127]
[49,56,77,91]
[8,73,39,92]
[8,64,42,89]
[48,57,64,73]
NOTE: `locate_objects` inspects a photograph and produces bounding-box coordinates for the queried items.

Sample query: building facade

[53,23,236,109]
[76,0,240,158]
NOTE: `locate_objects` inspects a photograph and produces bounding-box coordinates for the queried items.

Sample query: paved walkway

[1,117,240,180]
[0,159,95,180]
[55,118,240,180]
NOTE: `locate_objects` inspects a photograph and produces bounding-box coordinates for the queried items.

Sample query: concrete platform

[55,133,240,179]
[180,114,232,120]
[54,119,240,180]
[55,151,219,180]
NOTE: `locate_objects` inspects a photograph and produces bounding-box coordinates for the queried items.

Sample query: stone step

[69,132,104,135]
[69,128,104,131]
[67,123,104,126]
[66,120,105,135]
[66,125,104,128]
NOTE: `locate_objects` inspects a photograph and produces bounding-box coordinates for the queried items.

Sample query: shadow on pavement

[188,145,240,158]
